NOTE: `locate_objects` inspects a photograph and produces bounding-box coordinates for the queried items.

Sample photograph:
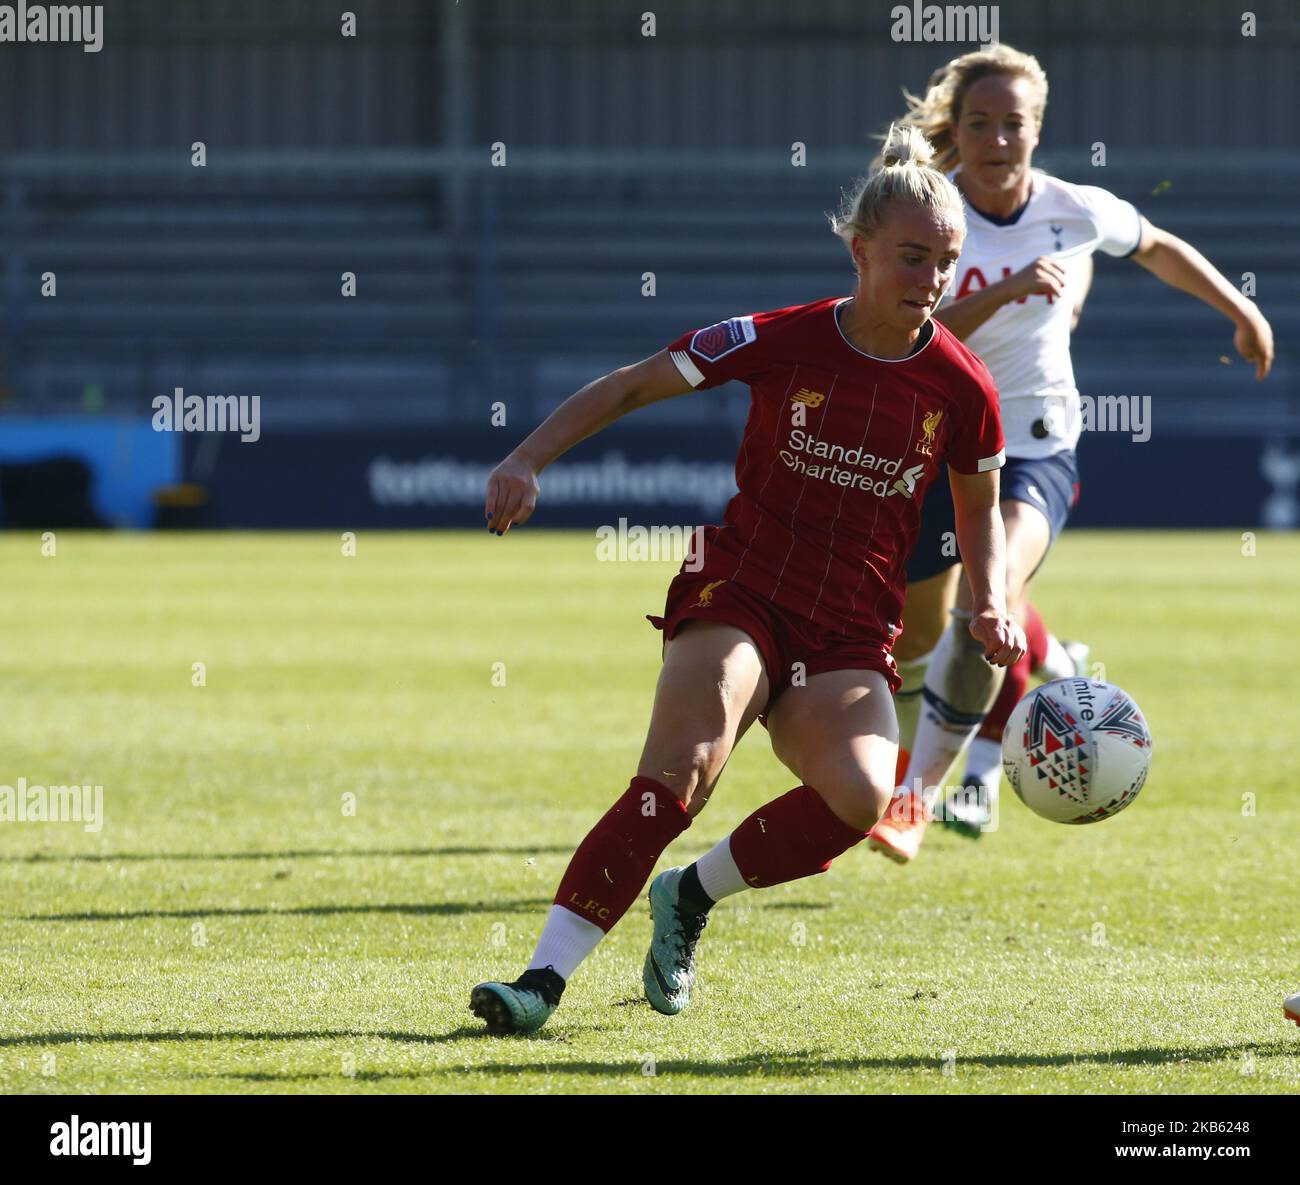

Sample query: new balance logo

[791,388,825,408]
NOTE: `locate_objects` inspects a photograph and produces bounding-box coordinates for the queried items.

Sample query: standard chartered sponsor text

[780,428,920,497]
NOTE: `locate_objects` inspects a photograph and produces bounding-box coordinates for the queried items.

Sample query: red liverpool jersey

[666,296,1005,640]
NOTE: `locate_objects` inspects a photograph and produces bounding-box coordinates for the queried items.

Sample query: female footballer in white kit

[867,44,1276,863]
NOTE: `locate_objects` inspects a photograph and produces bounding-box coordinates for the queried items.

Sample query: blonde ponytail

[830,124,965,255]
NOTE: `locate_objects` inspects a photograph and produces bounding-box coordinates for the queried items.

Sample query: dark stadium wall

[473,0,1292,156]
[0,0,438,152]
[0,2,1293,155]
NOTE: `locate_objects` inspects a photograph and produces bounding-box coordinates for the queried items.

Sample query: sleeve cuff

[1120,206,1144,258]
[670,349,705,388]
[976,449,1006,473]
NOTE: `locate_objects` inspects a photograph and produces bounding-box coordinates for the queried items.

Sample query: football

[1002,678,1153,824]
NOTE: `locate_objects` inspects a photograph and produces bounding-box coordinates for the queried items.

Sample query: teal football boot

[470,967,565,1035]
[643,867,709,1015]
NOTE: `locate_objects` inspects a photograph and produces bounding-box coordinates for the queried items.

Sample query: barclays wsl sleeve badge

[689,316,757,362]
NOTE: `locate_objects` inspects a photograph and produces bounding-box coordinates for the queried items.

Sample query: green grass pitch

[0,529,1297,1094]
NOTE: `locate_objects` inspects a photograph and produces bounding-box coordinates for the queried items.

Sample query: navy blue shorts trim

[906,451,1080,583]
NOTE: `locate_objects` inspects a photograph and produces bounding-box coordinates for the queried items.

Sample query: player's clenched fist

[1232,305,1274,381]
[969,609,1026,667]
[1005,256,1067,302]
[484,452,540,535]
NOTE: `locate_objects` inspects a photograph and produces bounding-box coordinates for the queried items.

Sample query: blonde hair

[893,43,1049,174]
[830,123,965,260]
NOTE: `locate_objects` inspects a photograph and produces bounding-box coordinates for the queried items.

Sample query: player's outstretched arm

[1129,216,1274,380]
[935,256,1068,341]
[948,467,1026,668]
[484,349,694,534]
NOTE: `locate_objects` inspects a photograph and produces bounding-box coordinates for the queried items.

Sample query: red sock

[1022,602,1050,671]
[978,603,1052,741]
[728,786,867,889]
[553,777,690,934]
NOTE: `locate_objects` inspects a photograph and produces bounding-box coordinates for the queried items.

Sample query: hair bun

[880,122,936,170]
[829,122,963,257]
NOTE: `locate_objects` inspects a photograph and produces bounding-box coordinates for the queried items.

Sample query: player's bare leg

[892,565,962,782]
[645,668,897,1015]
[941,599,1039,836]
[948,601,1088,836]
[636,623,771,819]
[637,625,776,1014]
[765,669,899,831]
[472,622,768,1035]
[871,497,1048,863]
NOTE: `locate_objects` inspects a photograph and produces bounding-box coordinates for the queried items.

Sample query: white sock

[894,650,932,756]
[902,617,1002,800]
[1037,633,1075,682]
[962,735,1003,799]
[527,905,605,981]
[695,836,749,903]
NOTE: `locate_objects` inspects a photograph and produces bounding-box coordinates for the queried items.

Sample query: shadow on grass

[1,846,576,864]
[20,899,550,921]
[0,1024,614,1050]
[457,1039,1300,1077]
[187,1069,437,1083]
[19,893,826,922]
[4,1029,1293,1080]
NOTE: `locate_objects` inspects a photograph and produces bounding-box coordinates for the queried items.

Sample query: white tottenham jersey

[939,169,1142,458]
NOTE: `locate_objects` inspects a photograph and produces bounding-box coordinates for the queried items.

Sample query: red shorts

[646,570,901,721]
